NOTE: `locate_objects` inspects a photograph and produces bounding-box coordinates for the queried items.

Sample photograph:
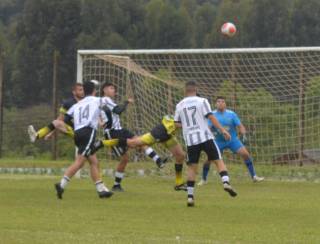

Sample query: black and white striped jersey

[174,96,214,146]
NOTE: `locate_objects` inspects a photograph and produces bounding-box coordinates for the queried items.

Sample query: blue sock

[202,163,210,181]
[244,158,256,178]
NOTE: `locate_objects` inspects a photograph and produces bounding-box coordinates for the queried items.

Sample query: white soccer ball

[221,22,237,37]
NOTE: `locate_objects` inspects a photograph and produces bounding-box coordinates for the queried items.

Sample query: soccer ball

[221,22,237,37]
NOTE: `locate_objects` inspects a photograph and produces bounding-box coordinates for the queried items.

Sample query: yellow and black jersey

[59,97,77,115]
[161,115,177,135]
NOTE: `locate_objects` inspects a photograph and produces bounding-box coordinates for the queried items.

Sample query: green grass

[0,174,319,243]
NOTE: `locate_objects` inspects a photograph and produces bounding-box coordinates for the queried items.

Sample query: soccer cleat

[197,179,208,186]
[98,190,114,198]
[174,183,187,191]
[54,183,64,199]
[253,175,264,182]
[223,183,237,197]
[111,184,124,192]
[28,125,37,143]
[187,197,195,207]
[156,156,169,169]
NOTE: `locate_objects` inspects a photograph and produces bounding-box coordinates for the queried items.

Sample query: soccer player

[99,82,168,191]
[174,81,237,207]
[54,81,113,199]
[198,96,264,186]
[94,115,187,191]
[28,83,84,142]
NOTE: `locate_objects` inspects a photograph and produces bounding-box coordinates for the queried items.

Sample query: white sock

[144,147,160,162]
[95,180,107,192]
[187,186,194,196]
[221,175,230,183]
[114,171,124,185]
[60,176,70,189]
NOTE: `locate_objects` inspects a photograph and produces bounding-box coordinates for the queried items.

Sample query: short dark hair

[216,96,226,101]
[101,82,115,90]
[185,81,197,93]
[72,83,83,91]
[83,81,95,95]
[185,81,197,87]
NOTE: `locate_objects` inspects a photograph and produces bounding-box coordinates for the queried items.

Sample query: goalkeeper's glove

[240,134,248,145]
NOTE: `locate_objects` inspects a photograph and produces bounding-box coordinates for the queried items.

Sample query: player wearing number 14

[54,81,113,200]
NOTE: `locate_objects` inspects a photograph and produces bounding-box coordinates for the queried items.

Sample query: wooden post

[0,50,3,158]
[298,60,305,166]
[52,50,59,160]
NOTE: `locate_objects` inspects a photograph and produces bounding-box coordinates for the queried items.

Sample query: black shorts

[104,128,135,157]
[150,124,171,142]
[187,139,221,164]
[74,127,97,157]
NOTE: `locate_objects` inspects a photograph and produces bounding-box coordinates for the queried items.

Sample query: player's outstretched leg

[143,146,168,169]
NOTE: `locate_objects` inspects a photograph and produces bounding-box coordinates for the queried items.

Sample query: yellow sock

[37,127,51,139]
[175,163,184,186]
[102,139,119,147]
[175,172,184,186]
[65,125,74,138]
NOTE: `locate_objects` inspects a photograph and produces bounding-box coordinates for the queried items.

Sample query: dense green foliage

[1,0,320,106]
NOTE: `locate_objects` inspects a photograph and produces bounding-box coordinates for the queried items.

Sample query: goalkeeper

[94,115,187,191]
[198,96,264,185]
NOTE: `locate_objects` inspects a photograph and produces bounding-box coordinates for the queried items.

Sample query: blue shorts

[215,138,244,154]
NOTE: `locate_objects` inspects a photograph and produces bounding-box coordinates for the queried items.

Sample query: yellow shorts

[140,133,178,149]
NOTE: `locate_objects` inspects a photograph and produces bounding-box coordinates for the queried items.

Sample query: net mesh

[79,49,320,164]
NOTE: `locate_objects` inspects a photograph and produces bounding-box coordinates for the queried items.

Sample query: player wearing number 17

[174,81,237,207]
[54,81,113,199]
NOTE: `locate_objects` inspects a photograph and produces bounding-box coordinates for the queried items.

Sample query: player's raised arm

[207,113,231,141]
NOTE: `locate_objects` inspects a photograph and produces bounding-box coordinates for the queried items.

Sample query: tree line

[0,0,320,107]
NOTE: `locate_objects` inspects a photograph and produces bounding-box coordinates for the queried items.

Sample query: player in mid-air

[174,81,237,207]
[100,82,168,191]
[54,81,113,199]
[28,83,84,142]
[198,96,264,186]
[94,114,187,191]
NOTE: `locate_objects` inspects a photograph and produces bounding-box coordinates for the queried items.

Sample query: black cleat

[156,156,169,169]
[111,184,124,192]
[54,183,64,199]
[174,183,187,191]
[223,183,237,197]
[98,190,114,198]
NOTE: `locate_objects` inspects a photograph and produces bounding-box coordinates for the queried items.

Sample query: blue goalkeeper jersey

[208,109,241,142]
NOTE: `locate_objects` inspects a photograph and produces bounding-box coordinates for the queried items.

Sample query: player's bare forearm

[208,114,231,140]
[238,124,246,135]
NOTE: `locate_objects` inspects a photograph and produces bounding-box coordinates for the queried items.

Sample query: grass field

[1,170,320,243]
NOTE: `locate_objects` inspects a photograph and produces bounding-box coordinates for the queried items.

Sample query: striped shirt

[101,96,122,130]
[174,96,214,146]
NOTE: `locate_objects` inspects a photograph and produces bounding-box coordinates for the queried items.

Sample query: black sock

[48,122,55,131]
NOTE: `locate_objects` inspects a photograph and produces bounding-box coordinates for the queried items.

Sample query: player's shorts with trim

[186,139,222,164]
[104,128,135,157]
[140,124,178,148]
[215,138,244,154]
[74,126,97,157]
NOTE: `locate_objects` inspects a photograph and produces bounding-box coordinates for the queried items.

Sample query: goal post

[77,48,320,165]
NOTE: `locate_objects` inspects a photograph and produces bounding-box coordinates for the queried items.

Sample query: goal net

[77,48,320,165]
